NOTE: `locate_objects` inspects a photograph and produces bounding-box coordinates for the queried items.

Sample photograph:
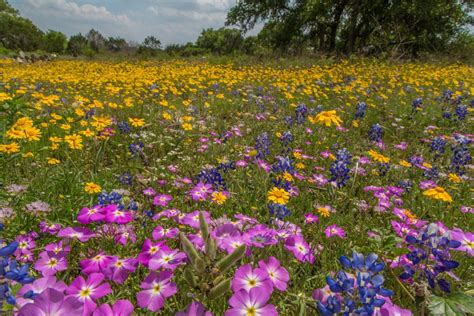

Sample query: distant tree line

[1,0,472,59]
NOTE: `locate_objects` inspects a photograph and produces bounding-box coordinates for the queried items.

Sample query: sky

[9,0,259,45]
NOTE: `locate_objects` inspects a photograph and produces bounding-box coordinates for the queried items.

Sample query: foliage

[196,28,244,55]
[42,30,67,54]
[226,0,474,56]
[428,293,474,315]
[66,33,88,57]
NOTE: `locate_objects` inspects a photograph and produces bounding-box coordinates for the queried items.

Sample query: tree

[142,36,161,49]
[67,33,87,57]
[105,36,127,52]
[196,28,244,54]
[43,30,67,54]
[86,29,105,52]
[226,0,474,56]
[0,0,18,14]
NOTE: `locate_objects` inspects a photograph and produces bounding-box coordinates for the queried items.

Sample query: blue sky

[9,0,258,45]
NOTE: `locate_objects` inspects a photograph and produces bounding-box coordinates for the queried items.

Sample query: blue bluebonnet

[129,142,144,158]
[98,190,123,206]
[368,124,383,142]
[355,102,367,119]
[399,223,461,293]
[280,131,293,146]
[118,121,131,134]
[268,203,291,220]
[443,90,453,101]
[377,163,390,177]
[455,105,467,120]
[85,109,95,119]
[430,137,446,155]
[197,167,226,190]
[0,241,34,307]
[412,98,423,111]
[255,132,271,159]
[295,103,308,124]
[442,111,452,119]
[330,148,352,188]
[272,156,294,174]
[450,136,471,175]
[318,252,393,316]
[397,179,412,192]
[117,172,133,186]
[284,115,293,126]
[423,166,438,180]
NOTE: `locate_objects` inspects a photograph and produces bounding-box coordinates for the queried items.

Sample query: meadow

[0,58,473,315]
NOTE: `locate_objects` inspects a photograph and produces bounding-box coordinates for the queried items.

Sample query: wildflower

[324,225,346,238]
[129,117,145,127]
[26,201,51,214]
[258,257,289,291]
[285,235,314,263]
[152,225,179,240]
[34,251,68,276]
[103,257,137,284]
[317,207,331,218]
[330,148,352,187]
[0,142,20,154]
[448,173,462,183]
[77,205,105,224]
[225,288,277,316]
[211,191,229,204]
[153,194,173,207]
[64,134,83,149]
[103,204,133,224]
[18,288,84,316]
[232,263,273,292]
[58,227,96,242]
[182,123,193,130]
[80,253,114,274]
[84,182,102,194]
[267,187,290,205]
[66,273,112,314]
[136,270,177,312]
[313,110,342,127]
[268,203,291,220]
[367,150,390,163]
[355,102,367,119]
[255,132,271,159]
[47,157,60,165]
[305,213,319,224]
[149,249,186,270]
[94,299,134,316]
[423,186,453,202]
[368,123,383,142]
[176,301,212,316]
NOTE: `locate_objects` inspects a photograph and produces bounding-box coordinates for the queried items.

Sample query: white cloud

[27,0,131,24]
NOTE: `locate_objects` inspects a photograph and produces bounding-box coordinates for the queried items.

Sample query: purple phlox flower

[136,270,177,312]
[34,251,68,276]
[305,213,319,224]
[58,227,96,242]
[114,225,137,246]
[152,225,179,240]
[80,253,114,274]
[232,264,273,293]
[93,299,134,316]
[45,241,71,256]
[225,288,277,316]
[39,221,62,235]
[18,288,84,316]
[153,194,173,207]
[176,301,213,316]
[66,273,112,315]
[77,205,105,224]
[258,256,289,291]
[143,187,156,196]
[284,235,315,263]
[149,249,187,270]
[180,211,209,229]
[137,239,170,266]
[450,228,474,257]
[419,180,437,189]
[17,277,67,308]
[324,225,346,239]
[104,204,133,224]
[104,257,137,284]
[189,183,213,201]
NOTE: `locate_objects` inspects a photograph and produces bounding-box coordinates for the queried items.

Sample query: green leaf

[428,293,474,316]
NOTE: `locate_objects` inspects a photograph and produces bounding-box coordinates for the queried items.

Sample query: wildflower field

[0,58,473,315]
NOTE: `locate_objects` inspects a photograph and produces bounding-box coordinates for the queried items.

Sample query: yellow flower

[23,127,42,141]
[162,112,172,120]
[129,117,145,127]
[422,162,432,169]
[0,142,20,154]
[84,182,102,194]
[317,207,330,217]
[47,158,60,165]
[64,134,83,150]
[293,151,302,159]
[423,186,453,202]
[267,187,290,205]
[399,160,412,167]
[181,123,193,131]
[367,150,390,163]
[313,110,342,127]
[211,191,228,205]
[282,172,294,182]
[295,162,305,169]
[91,115,112,130]
[22,152,34,158]
[448,173,462,183]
